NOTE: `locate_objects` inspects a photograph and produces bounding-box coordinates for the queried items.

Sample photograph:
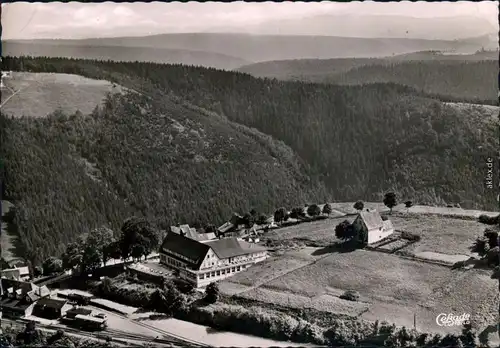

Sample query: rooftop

[160,232,210,268]
[358,211,384,230]
[34,297,67,310]
[204,238,268,259]
[75,314,106,323]
[67,307,92,315]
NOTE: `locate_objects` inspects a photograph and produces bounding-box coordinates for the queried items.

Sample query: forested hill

[237,57,498,104]
[2,56,498,262]
[0,84,328,263]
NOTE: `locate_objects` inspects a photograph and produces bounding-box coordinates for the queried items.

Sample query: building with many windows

[159,232,268,288]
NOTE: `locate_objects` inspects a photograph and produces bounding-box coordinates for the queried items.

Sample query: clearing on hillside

[264,216,357,247]
[390,214,487,256]
[1,72,129,118]
[330,202,498,218]
[263,209,487,258]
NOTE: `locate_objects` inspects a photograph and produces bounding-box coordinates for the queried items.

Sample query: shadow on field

[311,240,359,256]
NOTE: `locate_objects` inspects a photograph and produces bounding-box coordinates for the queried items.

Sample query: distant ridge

[4,32,493,69]
[3,40,251,70]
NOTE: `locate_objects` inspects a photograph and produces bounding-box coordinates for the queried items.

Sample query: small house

[353,211,394,245]
[32,298,70,319]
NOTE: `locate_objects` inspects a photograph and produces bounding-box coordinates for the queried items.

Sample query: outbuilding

[32,298,69,319]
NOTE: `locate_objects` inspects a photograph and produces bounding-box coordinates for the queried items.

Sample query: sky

[2,1,498,40]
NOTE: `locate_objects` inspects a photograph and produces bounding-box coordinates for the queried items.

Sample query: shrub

[478,214,499,225]
[401,231,421,241]
[204,282,220,304]
[339,290,360,302]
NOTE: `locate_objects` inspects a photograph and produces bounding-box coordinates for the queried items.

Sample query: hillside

[2,56,498,263]
[3,33,489,67]
[238,57,498,103]
[0,72,328,263]
[3,41,250,70]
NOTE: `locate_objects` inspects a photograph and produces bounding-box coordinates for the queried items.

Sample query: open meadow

[329,202,498,218]
[390,213,487,256]
[264,216,356,247]
[1,72,129,118]
[264,206,489,259]
[221,248,498,335]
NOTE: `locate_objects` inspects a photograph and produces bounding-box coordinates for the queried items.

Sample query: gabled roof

[171,225,201,240]
[170,226,182,235]
[358,212,384,230]
[160,232,210,268]
[34,297,67,310]
[180,224,198,240]
[217,221,236,234]
[204,238,267,259]
[16,266,30,276]
[26,285,50,303]
[197,232,216,241]
[27,291,41,302]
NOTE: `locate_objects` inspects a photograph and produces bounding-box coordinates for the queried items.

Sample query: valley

[1,55,498,263]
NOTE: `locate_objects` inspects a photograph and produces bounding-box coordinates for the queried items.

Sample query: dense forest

[1,55,498,263]
[0,61,328,262]
[238,58,498,104]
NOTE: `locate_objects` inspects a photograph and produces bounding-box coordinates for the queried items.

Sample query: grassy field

[236,287,370,318]
[330,202,498,218]
[222,248,497,335]
[264,216,356,247]
[264,206,490,257]
[221,206,499,335]
[390,213,487,255]
[1,72,128,118]
[219,248,318,294]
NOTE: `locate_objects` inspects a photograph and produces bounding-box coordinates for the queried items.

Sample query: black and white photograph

[0,1,499,347]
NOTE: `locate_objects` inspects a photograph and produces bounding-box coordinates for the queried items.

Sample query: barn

[352,211,394,245]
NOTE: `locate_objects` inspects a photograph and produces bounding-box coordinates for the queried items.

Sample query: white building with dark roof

[159,232,268,287]
[352,211,394,245]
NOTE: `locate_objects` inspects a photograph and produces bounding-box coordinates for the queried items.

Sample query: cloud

[112,5,136,18]
[1,1,497,40]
